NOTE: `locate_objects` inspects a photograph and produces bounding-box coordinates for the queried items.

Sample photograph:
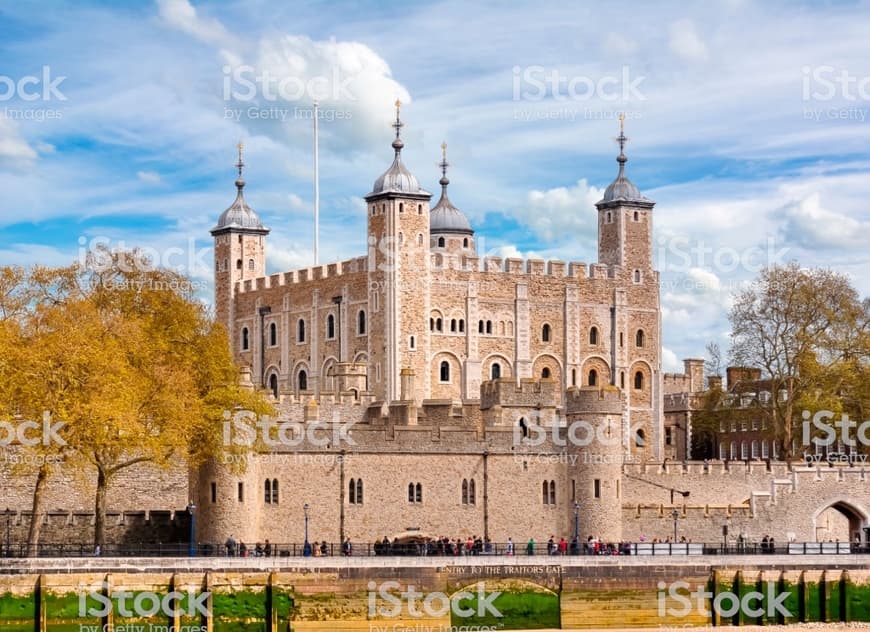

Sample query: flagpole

[313,101,320,266]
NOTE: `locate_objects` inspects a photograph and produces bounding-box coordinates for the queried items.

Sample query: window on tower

[241,327,249,351]
[634,371,644,390]
[589,326,599,345]
[438,237,445,247]
[358,310,366,335]
[327,314,335,339]
[248,259,254,270]
[297,319,306,342]
[269,322,277,346]
[439,361,450,383]
[588,369,597,386]
[542,323,551,342]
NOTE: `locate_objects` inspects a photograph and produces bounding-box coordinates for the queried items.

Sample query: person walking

[506,538,514,556]
[527,537,535,556]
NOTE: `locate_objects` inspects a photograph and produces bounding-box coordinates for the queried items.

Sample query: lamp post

[303,503,311,557]
[5,508,10,558]
[187,503,196,557]
[671,509,679,543]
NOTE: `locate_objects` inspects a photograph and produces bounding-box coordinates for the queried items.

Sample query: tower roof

[366,100,431,199]
[597,114,654,207]
[430,142,473,235]
[211,142,269,235]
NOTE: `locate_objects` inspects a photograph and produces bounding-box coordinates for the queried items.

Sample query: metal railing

[1,540,868,558]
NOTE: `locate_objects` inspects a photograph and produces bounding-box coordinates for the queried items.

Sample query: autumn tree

[728,263,869,459]
[0,255,271,549]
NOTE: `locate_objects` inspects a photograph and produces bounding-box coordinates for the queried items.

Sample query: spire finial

[391,99,404,156]
[438,141,450,190]
[235,140,246,191]
[615,113,628,170]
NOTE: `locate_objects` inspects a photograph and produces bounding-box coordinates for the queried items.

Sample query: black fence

[2,540,869,558]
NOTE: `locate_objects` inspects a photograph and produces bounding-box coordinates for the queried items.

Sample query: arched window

[550,480,556,505]
[358,310,366,335]
[634,371,644,390]
[269,373,278,398]
[462,479,468,504]
[469,479,475,505]
[327,314,335,339]
[634,269,642,283]
[450,319,457,332]
[271,479,278,504]
[542,367,551,378]
[634,211,639,221]
[438,237,445,247]
[589,327,599,345]
[463,237,469,248]
[241,327,249,351]
[571,369,577,386]
[418,204,423,214]
[408,482,422,503]
[399,202,404,213]
[636,329,645,347]
[248,259,254,270]
[431,318,435,331]
[491,363,501,379]
[588,369,598,387]
[439,360,450,382]
[459,319,464,333]
[269,322,277,346]
[436,318,443,332]
[478,320,484,333]
[620,372,625,388]
[356,478,363,504]
[264,480,271,504]
[486,320,492,334]
[542,323,551,342]
[298,370,308,391]
[236,259,242,269]
[297,319,306,342]
[542,480,549,504]
[417,233,423,245]
[635,428,646,447]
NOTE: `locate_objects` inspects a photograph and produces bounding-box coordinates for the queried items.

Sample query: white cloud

[156,0,233,47]
[137,170,162,184]
[513,179,604,242]
[602,33,638,57]
[780,191,870,250]
[662,347,681,373]
[668,19,709,62]
[0,117,38,164]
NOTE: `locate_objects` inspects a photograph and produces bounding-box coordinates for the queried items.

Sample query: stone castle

[2,106,868,550]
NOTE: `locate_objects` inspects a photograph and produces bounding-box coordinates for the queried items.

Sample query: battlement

[480,377,559,410]
[236,256,368,294]
[425,253,633,282]
[565,386,624,416]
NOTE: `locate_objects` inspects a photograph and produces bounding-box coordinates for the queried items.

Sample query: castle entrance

[812,499,869,544]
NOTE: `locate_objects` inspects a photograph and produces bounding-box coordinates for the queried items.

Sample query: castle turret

[430,142,475,255]
[364,101,433,402]
[211,143,269,338]
[566,386,626,543]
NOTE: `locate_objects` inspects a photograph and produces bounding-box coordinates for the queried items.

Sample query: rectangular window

[238,482,244,502]
[593,479,601,499]
[665,427,673,446]
[571,479,576,501]
[210,482,216,503]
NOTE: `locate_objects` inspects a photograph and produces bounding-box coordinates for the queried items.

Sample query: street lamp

[5,508,10,558]
[187,503,196,557]
[671,509,680,543]
[303,503,311,557]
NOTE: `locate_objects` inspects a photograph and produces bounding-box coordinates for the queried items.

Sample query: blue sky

[2,0,870,372]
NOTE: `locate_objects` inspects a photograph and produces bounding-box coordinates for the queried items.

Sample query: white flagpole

[313,101,320,266]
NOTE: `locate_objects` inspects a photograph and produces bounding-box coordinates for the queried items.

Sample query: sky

[1,0,869,372]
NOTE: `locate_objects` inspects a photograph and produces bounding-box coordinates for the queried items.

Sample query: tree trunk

[94,465,108,549]
[26,463,49,557]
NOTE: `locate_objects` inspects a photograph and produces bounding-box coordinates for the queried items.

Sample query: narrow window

[271,479,278,504]
[415,483,422,503]
[589,327,598,345]
[634,211,639,221]
[636,329,645,347]
[440,361,450,382]
[409,335,416,350]
[438,237,445,247]
[549,480,556,505]
[436,318,443,332]
[298,319,306,342]
[399,202,404,213]
[450,319,457,332]
[572,369,577,386]
[237,482,244,502]
[542,323,551,342]
[619,332,624,347]
[463,237,469,248]
[242,327,249,351]
[356,479,363,504]
[594,479,601,499]
[408,483,415,502]
[486,320,492,334]
[462,479,468,505]
[358,310,366,335]
[349,478,356,504]
[588,369,597,387]
[634,371,644,390]
[269,373,278,398]
[298,370,308,391]
[248,259,254,270]
[542,367,551,378]
[264,480,271,504]
[459,319,464,332]
[469,479,475,505]
[210,482,216,503]
[542,481,549,505]
[236,259,242,269]
[665,427,673,446]
[478,320,484,333]
[269,322,277,346]
[491,363,501,379]
[634,269,642,283]
[418,204,422,214]
[327,314,335,339]
[635,428,646,447]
